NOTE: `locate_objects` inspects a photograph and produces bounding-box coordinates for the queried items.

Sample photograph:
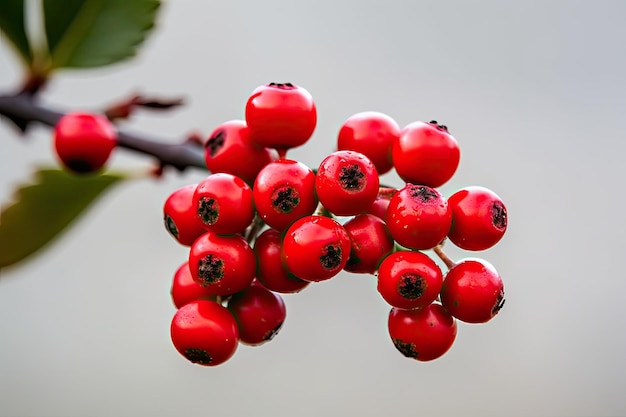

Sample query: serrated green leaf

[0,168,126,269]
[43,0,159,70]
[0,0,33,64]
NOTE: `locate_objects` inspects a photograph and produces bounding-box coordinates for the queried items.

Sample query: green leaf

[0,168,126,269]
[43,0,160,70]
[0,0,33,64]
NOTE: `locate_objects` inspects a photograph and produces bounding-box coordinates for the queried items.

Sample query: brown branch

[0,92,207,172]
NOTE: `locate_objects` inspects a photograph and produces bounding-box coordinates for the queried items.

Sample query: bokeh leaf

[43,0,160,69]
[0,168,126,269]
[0,0,33,64]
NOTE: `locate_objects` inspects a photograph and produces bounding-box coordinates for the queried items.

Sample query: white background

[1,1,625,416]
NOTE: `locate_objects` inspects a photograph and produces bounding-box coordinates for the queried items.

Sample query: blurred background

[1,1,625,416]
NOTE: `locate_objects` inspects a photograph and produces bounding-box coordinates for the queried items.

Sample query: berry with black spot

[387,184,452,250]
[163,184,206,246]
[53,112,117,174]
[253,159,318,231]
[343,214,394,274]
[253,228,310,293]
[377,251,443,310]
[227,284,286,346]
[315,150,380,216]
[440,258,505,324]
[188,231,256,295]
[447,186,508,251]
[388,303,457,362]
[192,173,255,235]
[337,111,400,175]
[204,120,276,184]
[170,300,239,366]
[245,82,317,155]
[282,215,351,282]
[392,120,460,187]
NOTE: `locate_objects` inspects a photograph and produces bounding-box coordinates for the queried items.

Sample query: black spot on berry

[338,163,365,191]
[393,338,418,359]
[491,202,507,230]
[264,321,284,342]
[271,186,300,213]
[397,273,425,300]
[65,159,94,174]
[428,120,450,132]
[184,348,213,365]
[408,185,438,202]
[164,214,179,238]
[268,82,294,89]
[320,244,342,270]
[198,197,219,225]
[492,289,505,315]
[197,255,225,286]
[205,130,225,158]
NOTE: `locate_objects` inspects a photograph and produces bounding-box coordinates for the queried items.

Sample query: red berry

[377,251,443,310]
[245,82,316,154]
[253,159,318,231]
[366,189,396,222]
[387,184,452,250]
[315,150,380,216]
[227,285,286,346]
[388,303,457,361]
[170,300,239,366]
[440,258,505,324]
[392,120,460,187]
[53,112,117,174]
[253,228,310,293]
[337,111,400,174]
[163,184,206,246]
[171,261,217,309]
[204,120,276,184]
[193,173,255,235]
[282,215,351,282]
[447,186,508,251]
[188,232,256,295]
[343,214,394,274]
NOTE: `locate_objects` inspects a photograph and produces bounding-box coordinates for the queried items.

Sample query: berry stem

[245,215,265,244]
[377,186,397,199]
[432,244,456,270]
[0,91,207,172]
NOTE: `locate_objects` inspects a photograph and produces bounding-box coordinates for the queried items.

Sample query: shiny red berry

[447,186,508,251]
[228,285,286,346]
[392,120,460,187]
[204,120,276,184]
[282,215,351,282]
[440,258,505,324]
[377,251,443,310]
[387,184,452,250]
[245,82,316,154]
[337,111,400,174]
[170,300,239,366]
[388,303,457,361]
[343,214,394,274]
[193,173,254,235]
[171,261,217,309]
[53,112,117,174]
[188,232,256,295]
[366,188,396,222]
[315,150,380,216]
[253,228,310,293]
[253,159,318,231]
[163,184,206,246]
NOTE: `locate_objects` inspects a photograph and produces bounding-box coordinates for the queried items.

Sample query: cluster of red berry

[162,82,508,366]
